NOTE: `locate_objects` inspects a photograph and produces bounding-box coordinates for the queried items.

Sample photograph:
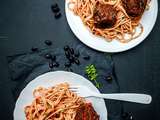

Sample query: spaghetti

[68,0,150,43]
[24,83,85,120]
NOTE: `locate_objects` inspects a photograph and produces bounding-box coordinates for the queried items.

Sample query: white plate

[65,0,158,53]
[14,71,108,120]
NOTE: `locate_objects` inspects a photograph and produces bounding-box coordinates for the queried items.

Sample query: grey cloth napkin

[7,42,122,120]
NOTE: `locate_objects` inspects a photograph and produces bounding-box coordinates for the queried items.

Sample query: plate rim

[65,0,158,53]
[13,71,108,120]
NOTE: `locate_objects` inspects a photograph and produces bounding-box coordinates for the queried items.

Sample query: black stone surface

[0,0,160,120]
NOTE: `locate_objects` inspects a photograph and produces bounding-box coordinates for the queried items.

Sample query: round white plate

[14,71,108,120]
[65,0,158,53]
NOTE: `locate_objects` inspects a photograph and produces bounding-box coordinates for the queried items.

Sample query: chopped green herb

[85,64,101,88]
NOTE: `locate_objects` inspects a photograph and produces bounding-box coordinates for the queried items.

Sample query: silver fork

[70,86,152,104]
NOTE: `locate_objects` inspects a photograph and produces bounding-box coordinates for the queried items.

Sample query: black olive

[64,45,70,51]
[121,112,133,120]
[74,59,80,65]
[69,68,73,72]
[129,115,133,120]
[69,48,74,54]
[69,56,74,63]
[51,6,60,13]
[45,53,52,59]
[54,12,61,19]
[51,55,56,61]
[49,61,53,68]
[51,3,58,8]
[65,51,70,58]
[53,62,59,67]
[106,75,112,81]
[31,47,38,52]
[44,40,52,46]
[83,55,90,60]
[126,113,133,120]
[74,50,80,57]
[65,61,71,67]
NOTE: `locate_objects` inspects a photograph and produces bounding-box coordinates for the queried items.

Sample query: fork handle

[93,93,152,104]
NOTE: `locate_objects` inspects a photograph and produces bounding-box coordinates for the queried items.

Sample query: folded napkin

[7,41,122,120]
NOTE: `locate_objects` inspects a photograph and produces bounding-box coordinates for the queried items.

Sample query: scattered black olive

[127,113,133,120]
[74,50,80,57]
[51,55,56,61]
[83,55,90,60]
[74,59,80,65]
[69,68,73,72]
[51,6,60,13]
[31,47,38,52]
[106,75,112,81]
[64,45,70,51]
[129,115,133,120]
[121,112,133,120]
[45,53,52,59]
[65,51,70,58]
[51,3,58,8]
[49,61,54,68]
[65,61,71,67]
[69,56,74,63]
[53,62,59,67]
[44,40,52,46]
[54,12,61,19]
[69,48,74,54]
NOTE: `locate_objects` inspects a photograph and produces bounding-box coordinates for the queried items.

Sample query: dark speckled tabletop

[0,0,160,120]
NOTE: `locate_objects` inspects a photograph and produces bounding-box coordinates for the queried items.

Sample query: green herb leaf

[85,64,101,88]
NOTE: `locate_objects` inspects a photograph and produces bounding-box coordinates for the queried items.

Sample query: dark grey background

[0,0,160,120]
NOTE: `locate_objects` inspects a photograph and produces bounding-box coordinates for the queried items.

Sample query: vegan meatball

[122,0,147,17]
[93,2,117,29]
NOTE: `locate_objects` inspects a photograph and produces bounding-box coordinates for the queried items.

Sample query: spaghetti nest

[24,83,84,120]
[68,0,150,43]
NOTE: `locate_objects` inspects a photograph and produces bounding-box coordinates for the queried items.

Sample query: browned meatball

[93,3,117,29]
[122,0,147,17]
